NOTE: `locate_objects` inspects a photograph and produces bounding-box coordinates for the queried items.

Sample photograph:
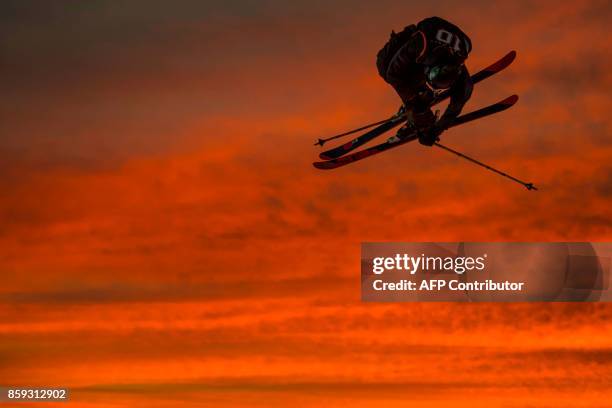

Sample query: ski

[314,117,394,147]
[318,51,516,161]
[312,95,518,170]
[318,115,406,160]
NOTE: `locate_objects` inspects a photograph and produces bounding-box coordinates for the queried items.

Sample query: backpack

[376,24,418,78]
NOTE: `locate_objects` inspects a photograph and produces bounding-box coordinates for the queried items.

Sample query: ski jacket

[376,17,473,129]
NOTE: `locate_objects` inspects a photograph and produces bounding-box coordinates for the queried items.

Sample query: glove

[418,124,444,146]
[408,109,436,130]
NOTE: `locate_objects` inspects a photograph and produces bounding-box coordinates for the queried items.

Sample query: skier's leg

[389,89,436,142]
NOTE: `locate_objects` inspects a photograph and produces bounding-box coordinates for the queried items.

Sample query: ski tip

[314,138,325,147]
[483,51,517,74]
[503,94,519,105]
[313,161,335,170]
[525,183,538,191]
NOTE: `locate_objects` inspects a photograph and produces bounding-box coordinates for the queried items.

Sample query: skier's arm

[437,67,473,130]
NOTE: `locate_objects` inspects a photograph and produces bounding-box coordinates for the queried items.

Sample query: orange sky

[1,0,611,406]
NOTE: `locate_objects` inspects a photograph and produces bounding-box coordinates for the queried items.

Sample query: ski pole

[433,142,537,191]
[314,117,395,146]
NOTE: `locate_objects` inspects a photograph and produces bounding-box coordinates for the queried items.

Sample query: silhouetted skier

[376,16,473,145]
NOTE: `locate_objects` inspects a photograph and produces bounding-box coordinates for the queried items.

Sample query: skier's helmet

[424,45,464,90]
[425,64,461,90]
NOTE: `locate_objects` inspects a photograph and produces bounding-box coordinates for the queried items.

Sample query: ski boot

[388,109,437,143]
